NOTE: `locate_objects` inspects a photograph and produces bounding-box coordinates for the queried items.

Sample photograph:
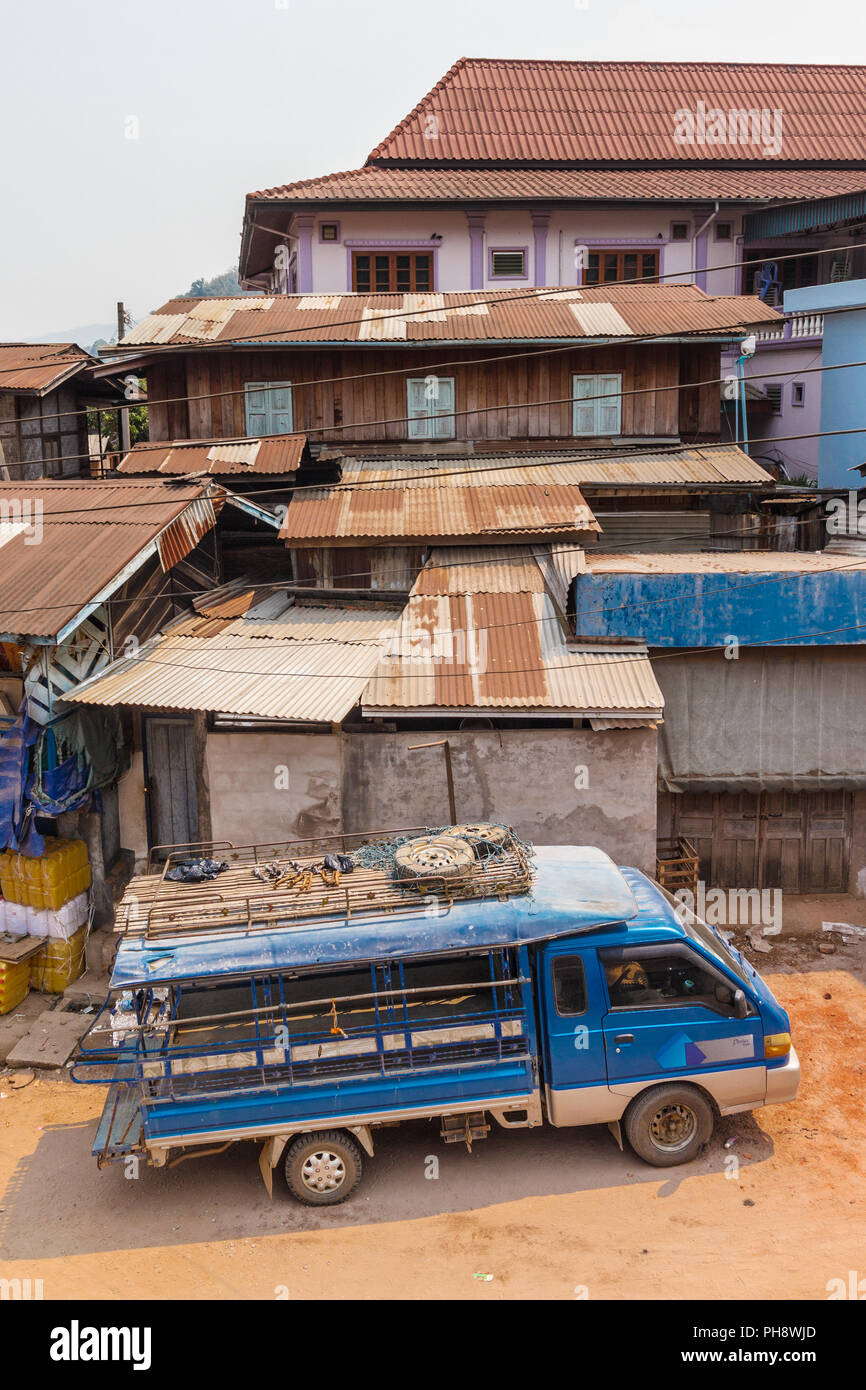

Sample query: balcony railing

[755,311,824,343]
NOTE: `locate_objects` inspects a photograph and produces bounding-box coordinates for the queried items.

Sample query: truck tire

[394,835,475,880]
[623,1084,714,1167]
[284,1130,363,1206]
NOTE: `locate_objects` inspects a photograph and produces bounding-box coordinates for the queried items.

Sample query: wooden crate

[655,837,700,895]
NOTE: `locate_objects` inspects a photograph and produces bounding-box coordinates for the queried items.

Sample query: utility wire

[3,346,866,485]
[0,230,858,428]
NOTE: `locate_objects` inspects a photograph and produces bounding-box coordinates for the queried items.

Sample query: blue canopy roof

[110,846,639,988]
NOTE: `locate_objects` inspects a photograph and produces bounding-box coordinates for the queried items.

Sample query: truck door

[537,942,623,1127]
[599,943,766,1106]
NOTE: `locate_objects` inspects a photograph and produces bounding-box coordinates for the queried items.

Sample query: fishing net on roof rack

[352,823,532,878]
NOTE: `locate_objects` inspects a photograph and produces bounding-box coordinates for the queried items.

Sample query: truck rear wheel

[623,1084,713,1167]
[284,1130,363,1206]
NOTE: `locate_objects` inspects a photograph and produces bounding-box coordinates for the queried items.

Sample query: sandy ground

[1,959,864,1301]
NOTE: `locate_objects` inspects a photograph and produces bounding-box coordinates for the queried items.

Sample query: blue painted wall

[574,570,866,647]
[785,280,866,490]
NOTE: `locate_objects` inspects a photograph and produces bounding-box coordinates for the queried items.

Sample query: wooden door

[660,790,852,893]
[143,716,199,858]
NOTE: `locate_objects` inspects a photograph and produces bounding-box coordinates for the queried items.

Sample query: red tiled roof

[366,58,866,165]
[248,163,866,204]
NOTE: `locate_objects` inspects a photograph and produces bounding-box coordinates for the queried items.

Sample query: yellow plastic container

[0,839,90,910]
[30,922,88,994]
[0,959,30,1014]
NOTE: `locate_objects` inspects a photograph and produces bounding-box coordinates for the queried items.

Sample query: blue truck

[73,834,799,1205]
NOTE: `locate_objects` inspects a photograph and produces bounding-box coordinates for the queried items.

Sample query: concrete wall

[786,280,866,490]
[205,730,342,847]
[114,724,658,874]
[741,341,822,481]
[297,205,745,295]
[342,727,658,873]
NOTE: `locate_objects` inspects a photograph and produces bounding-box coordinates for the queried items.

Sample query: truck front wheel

[284,1130,363,1205]
[623,1084,714,1167]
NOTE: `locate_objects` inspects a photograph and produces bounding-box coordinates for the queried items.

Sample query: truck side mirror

[732,989,749,1020]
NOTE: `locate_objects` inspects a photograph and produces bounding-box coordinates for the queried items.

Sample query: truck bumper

[765,1046,801,1106]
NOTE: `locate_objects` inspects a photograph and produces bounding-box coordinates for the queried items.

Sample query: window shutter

[245,382,293,435]
[245,384,269,436]
[269,385,293,433]
[491,250,526,277]
[432,377,456,439]
[597,375,622,436]
[572,376,597,436]
[407,379,430,439]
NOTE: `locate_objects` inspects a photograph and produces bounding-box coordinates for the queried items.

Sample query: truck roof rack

[118,826,534,941]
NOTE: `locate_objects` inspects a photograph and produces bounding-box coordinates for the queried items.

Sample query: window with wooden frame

[573,374,622,437]
[583,249,659,285]
[352,251,433,293]
[244,381,293,435]
[407,377,456,439]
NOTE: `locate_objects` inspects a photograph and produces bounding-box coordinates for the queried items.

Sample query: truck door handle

[614,1034,634,1045]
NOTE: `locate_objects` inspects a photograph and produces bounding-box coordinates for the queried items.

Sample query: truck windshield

[654,882,750,985]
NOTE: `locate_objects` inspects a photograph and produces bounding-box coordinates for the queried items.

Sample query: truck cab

[534,858,798,1165]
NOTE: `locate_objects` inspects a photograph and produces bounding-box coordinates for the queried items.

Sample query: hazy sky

[1,0,864,339]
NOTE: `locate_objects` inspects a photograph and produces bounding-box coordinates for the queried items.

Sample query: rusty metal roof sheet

[120,285,780,349]
[118,433,307,476]
[326,445,773,489]
[248,163,866,205]
[365,58,866,165]
[282,472,598,544]
[585,550,866,574]
[0,480,220,641]
[363,546,663,717]
[0,343,96,395]
[66,591,403,723]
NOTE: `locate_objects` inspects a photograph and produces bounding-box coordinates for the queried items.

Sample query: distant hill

[183,267,257,298]
[24,323,116,354]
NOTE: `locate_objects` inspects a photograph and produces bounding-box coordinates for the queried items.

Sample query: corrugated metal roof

[0,343,96,395]
[413,546,549,595]
[66,592,403,723]
[585,550,866,574]
[0,481,220,640]
[120,284,780,349]
[248,164,866,205]
[118,433,307,476]
[323,446,774,488]
[366,59,866,164]
[282,473,598,544]
[363,546,663,716]
[122,299,274,345]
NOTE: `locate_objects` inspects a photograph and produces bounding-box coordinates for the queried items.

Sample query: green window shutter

[407,379,432,439]
[597,375,622,436]
[572,375,597,436]
[432,377,456,439]
[245,383,269,435]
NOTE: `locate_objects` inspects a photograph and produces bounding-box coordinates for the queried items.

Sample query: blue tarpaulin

[0,703,45,855]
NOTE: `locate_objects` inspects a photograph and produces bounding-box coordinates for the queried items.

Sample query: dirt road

[1,968,864,1301]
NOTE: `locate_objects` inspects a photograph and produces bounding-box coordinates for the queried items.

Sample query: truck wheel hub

[650,1103,696,1151]
[301,1151,345,1191]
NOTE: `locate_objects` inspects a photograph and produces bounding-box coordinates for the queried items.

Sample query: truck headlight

[764,1032,791,1059]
